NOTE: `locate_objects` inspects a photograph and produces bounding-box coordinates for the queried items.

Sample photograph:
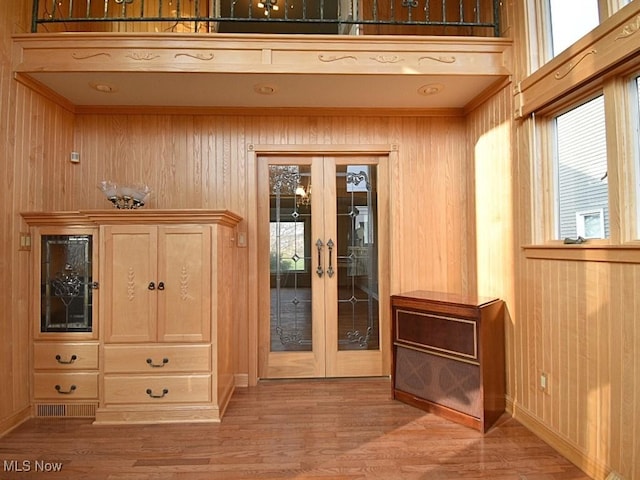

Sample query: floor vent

[36,403,96,418]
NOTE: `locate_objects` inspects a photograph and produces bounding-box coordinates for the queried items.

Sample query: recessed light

[417,83,444,96]
[89,82,117,93]
[254,84,278,95]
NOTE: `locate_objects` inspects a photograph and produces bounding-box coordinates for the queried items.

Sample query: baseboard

[234,373,249,387]
[511,402,611,480]
[0,406,31,438]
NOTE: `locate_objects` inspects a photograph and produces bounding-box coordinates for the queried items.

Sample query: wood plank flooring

[0,378,591,479]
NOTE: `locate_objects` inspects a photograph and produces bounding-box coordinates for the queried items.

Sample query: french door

[258,155,388,378]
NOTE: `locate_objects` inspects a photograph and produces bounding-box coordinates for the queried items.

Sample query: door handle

[327,239,335,278]
[316,239,324,277]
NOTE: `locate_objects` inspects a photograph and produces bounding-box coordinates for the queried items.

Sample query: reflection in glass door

[259,156,386,379]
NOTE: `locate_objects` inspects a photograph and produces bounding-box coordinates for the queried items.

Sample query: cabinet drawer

[33,343,98,370]
[394,308,478,361]
[104,375,211,404]
[33,372,99,400]
[104,345,211,373]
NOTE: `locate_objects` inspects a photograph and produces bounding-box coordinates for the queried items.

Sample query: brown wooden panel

[395,309,477,360]
[395,345,481,417]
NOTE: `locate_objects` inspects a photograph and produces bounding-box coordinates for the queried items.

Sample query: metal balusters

[31,0,501,36]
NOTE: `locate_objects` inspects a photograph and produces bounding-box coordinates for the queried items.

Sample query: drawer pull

[146,357,169,368]
[55,384,77,395]
[146,388,169,399]
[55,354,78,364]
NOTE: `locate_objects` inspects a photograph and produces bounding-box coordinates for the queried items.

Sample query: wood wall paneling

[5,1,640,479]
[510,2,640,477]
[1,0,57,432]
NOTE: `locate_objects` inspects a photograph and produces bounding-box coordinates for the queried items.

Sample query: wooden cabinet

[391,290,505,433]
[94,210,241,424]
[101,225,211,344]
[23,210,242,424]
[22,221,100,418]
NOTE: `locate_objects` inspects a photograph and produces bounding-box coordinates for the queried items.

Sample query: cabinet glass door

[41,234,94,333]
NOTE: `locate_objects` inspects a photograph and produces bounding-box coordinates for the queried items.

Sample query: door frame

[247,144,398,385]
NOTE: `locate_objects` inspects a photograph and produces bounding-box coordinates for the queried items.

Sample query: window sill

[522,243,640,264]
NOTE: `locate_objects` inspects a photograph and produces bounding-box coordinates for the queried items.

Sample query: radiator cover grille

[36,403,97,418]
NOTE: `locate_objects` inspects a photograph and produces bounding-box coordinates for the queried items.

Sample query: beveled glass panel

[336,165,379,351]
[269,165,313,352]
[41,235,93,333]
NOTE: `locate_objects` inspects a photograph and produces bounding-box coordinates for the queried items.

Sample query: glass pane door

[41,234,94,333]
[325,158,383,378]
[259,155,385,379]
[261,158,326,378]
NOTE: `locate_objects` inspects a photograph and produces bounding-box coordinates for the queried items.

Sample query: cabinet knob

[148,282,155,290]
[157,281,165,291]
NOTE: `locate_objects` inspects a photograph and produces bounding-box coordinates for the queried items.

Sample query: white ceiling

[27,71,502,110]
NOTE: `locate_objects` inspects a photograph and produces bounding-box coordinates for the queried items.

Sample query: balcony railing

[32,0,501,36]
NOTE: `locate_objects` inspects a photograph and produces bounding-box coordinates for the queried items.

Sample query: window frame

[522,0,640,262]
[535,90,612,246]
[526,74,640,261]
[527,0,632,74]
[552,93,610,242]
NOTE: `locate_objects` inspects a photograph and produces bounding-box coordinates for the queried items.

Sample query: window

[576,209,605,239]
[548,0,599,57]
[554,95,609,240]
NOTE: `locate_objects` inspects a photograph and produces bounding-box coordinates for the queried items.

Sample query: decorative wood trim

[72,105,467,117]
[522,243,640,263]
[12,33,511,79]
[248,144,397,155]
[517,1,640,117]
[22,210,243,227]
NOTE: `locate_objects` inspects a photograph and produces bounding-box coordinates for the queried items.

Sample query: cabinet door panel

[103,226,158,343]
[157,226,211,343]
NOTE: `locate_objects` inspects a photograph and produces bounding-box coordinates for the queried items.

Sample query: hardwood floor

[0,379,590,479]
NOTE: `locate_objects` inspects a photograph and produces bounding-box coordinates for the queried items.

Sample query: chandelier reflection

[98,181,152,209]
[295,182,311,207]
[257,0,279,15]
[268,166,311,207]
